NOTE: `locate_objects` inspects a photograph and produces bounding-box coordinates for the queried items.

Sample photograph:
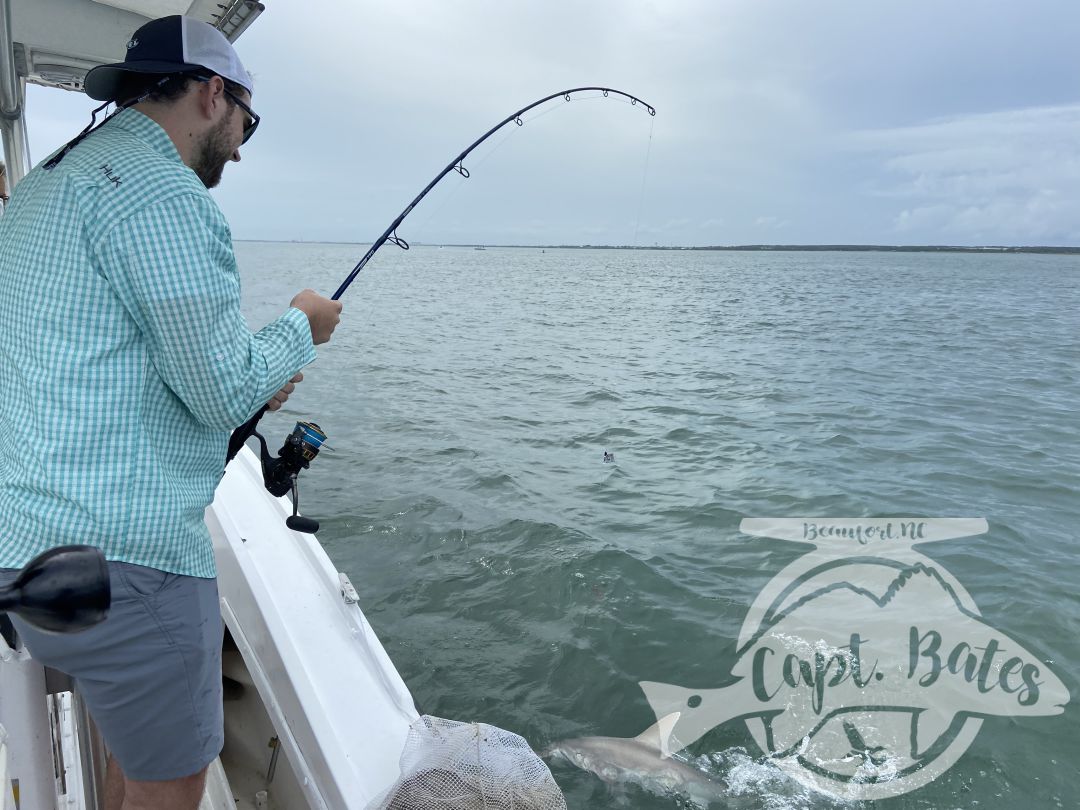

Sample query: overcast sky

[23,0,1080,246]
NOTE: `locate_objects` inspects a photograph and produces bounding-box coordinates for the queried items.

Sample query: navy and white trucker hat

[84,15,253,102]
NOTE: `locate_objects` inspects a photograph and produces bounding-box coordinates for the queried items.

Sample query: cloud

[848,104,1080,243]
[754,216,788,230]
[17,1,1080,246]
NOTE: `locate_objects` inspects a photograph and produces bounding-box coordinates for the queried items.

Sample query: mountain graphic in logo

[639,518,1070,800]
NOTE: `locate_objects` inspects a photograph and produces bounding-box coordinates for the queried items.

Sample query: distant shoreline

[238,240,1080,255]
[468,244,1080,255]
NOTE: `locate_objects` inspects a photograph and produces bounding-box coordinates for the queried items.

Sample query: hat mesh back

[180,17,253,94]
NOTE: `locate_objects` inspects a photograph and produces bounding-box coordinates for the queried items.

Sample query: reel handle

[286,516,320,533]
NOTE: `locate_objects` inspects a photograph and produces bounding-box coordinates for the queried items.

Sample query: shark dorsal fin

[634,712,681,759]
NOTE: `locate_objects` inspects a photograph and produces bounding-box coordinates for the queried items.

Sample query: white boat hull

[210,445,419,809]
[0,444,418,810]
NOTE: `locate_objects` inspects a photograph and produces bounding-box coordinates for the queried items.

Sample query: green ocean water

[237,243,1080,810]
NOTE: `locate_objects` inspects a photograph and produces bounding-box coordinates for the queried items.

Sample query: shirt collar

[107,108,183,163]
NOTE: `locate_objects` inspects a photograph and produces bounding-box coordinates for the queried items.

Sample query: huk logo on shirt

[639,518,1070,800]
[99,164,122,188]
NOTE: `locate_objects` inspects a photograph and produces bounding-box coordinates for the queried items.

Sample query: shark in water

[542,713,753,807]
[545,559,1070,802]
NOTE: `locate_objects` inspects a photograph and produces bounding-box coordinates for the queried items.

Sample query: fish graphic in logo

[638,518,1070,800]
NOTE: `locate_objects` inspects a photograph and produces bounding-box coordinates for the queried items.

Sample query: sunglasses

[193,75,260,144]
[222,86,260,145]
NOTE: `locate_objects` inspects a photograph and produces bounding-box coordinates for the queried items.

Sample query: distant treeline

[249,240,1080,255]
[495,244,1080,255]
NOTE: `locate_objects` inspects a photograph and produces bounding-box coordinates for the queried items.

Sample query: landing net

[367,716,567,810]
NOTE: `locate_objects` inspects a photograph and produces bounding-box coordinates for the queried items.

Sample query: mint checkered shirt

[0,108,316,577]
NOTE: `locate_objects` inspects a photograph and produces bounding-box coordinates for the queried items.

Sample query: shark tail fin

[634,711,681,759]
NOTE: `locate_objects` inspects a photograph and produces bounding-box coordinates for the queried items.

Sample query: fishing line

[410,119,523,239]
[633,114,655,247]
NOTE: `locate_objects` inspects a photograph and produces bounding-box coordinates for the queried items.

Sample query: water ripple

[239,244,1080,809]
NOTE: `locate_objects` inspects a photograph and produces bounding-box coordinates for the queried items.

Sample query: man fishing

[0,15,341,810]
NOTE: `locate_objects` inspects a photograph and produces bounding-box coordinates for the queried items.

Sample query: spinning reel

[250,421,328,534]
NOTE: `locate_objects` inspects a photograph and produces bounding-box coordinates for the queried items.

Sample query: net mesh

[367,715,567,810]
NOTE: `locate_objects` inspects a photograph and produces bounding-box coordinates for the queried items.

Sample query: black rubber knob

[286,515,319,534]
[0,545,110,633]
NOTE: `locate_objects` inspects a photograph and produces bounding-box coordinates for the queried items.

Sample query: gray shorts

[0,561,224,781]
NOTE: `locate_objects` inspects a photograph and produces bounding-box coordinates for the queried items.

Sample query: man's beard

[191,112,234,189]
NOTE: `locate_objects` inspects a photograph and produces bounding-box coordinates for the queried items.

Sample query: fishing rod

[331,86,655,299]
[228,87,656,531]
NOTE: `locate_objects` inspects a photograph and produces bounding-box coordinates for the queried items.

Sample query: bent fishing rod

[330,87,655,299]
[227,87,656,531]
